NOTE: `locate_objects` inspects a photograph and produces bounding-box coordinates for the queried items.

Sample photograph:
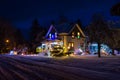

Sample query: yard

[0,55,120,80]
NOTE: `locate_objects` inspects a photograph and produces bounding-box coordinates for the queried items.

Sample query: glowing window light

[68,42,74,48]
[52,34,54,39]
[55,32,57,38]
[49,33,51,39]
[68,46,70,49]
[77,36,80,39]
[68,43,71,47]
[77,32,80,39]
[72,32,75,38]
[71,43,74,47]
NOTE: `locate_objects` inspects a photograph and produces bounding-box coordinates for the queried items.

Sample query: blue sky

[0,0,120,29]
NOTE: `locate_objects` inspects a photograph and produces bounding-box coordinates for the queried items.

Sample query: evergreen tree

[111,3,120,16]
[14,29,25,47]
[0,17,17,53]
[29,19,46,53]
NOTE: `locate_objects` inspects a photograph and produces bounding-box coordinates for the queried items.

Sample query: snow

[0,55,120,80]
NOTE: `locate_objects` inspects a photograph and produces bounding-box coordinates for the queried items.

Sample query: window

[71,43,74,47]
[68,42,74,48]
[49,33,56,40]
[77,32,80,39]
[68,42,74,51]
[49,33,51,39]
[51,34,54,39]
[72,32,75,38]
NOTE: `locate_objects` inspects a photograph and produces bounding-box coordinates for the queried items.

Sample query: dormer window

[77,32,80,39]
[72,32,75,39]
[52,34,54,39]
[49,33,51,39]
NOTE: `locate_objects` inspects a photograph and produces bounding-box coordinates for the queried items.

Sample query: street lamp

[5,39,10,53]
[5,39,9,43]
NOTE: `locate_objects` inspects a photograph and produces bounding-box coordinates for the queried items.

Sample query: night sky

[0,0,120,29]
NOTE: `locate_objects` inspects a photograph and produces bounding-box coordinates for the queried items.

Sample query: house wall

[60,35,86,53]
[67,36,85,50]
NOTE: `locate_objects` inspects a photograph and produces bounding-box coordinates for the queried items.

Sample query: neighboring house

[40,23,86,56]
[88,43,112,55]
[87,22,120,55]
[108,21,120,51]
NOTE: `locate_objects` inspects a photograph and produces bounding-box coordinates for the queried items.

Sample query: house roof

[45,25,57,38]
[54,23,74,33]
[108,21,120,29]
[45,22,86,38]
[69,24,86,37]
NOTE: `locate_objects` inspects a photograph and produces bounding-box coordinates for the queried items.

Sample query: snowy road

[0,55,120,80]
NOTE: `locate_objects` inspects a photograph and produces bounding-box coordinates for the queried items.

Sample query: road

[0,55,120,80]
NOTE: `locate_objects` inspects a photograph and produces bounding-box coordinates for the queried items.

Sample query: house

[87,21,120,55]
[40,23,86,56]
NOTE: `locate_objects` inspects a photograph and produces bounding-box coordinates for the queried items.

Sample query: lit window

[68,43,71,47]
[68,42,74,48]
[71,43,74,47]
[49,33,51,39]
[72,32,75,38]
[77,32,80,39]
[52,35,54,39]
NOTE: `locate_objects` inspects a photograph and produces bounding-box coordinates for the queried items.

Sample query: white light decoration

[52,34,54,39]
[55,32,57,38]
[68,46,70,49]
[49,33,51,39]
[42,44,46,46]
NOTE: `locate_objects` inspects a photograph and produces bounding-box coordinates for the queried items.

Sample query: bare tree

[86,14,111,57]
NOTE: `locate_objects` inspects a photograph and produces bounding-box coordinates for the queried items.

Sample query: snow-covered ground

[0,55,120,80]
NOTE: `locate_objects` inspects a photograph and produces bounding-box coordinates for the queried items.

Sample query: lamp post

[5,39,10,53]
[5,39,9,43]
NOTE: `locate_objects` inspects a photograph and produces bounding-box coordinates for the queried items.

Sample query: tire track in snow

[1,55,120,80]
[1,56,89,80]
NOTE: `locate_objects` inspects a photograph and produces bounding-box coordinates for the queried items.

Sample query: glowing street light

[5,39,9,43]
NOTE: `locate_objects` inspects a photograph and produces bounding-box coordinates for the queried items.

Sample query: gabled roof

[69,24,86,37]
[45,25,57,38]
[45,22,86,37]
